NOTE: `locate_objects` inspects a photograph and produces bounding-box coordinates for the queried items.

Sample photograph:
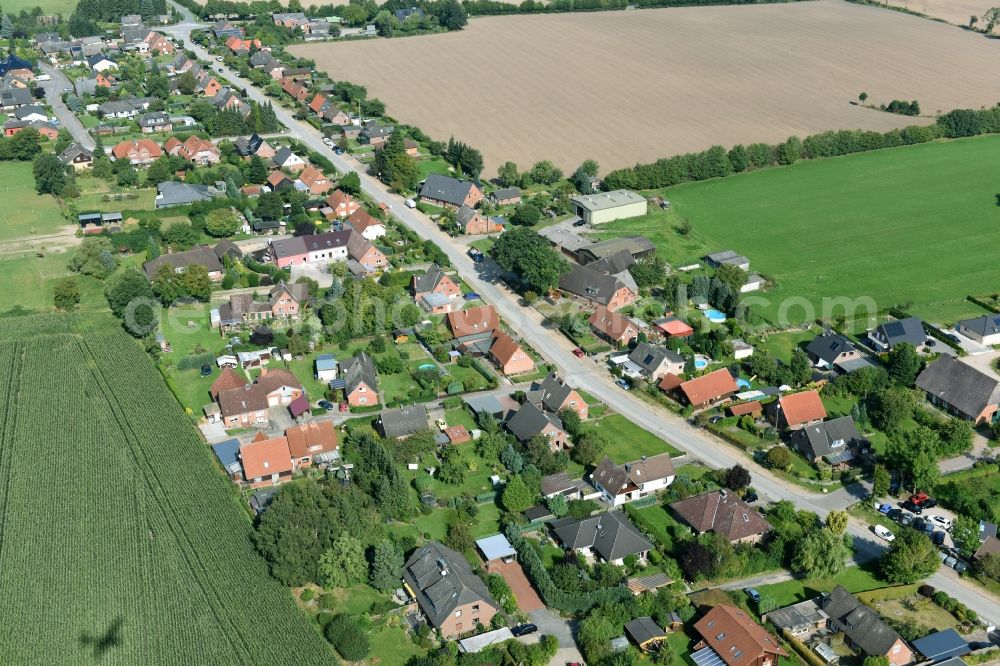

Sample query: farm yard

[0,314,334,665]
[596,134,1000,325]
[291,0,1000,172]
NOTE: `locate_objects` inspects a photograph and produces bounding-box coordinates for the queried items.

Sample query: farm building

[570,189,647,224]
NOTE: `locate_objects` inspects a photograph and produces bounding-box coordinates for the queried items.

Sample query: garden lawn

[597,135,1000,325]
[0,251,105,312]
[0,161,68,243]
[323,583,385,615]
[759,328,819,364]
[369,625,426,664]
[582,413,682,461]
[629,503,689,553]
[74,188,158,213]
[756,564,887,608]
[448,363,490,392]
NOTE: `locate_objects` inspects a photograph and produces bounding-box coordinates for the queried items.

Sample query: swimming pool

[703,309,726,323]
[417,363,437,372]
[693,354,710,369]
[736,378,751,389]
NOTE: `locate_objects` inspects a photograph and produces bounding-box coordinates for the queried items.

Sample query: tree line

[602,104,1000,191]
[463,0,784,17]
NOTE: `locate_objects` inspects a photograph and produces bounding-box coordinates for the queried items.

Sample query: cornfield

[0,313,335,665]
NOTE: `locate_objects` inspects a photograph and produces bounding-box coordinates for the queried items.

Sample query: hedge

[602,105,1000,192]
[508,531,632,613]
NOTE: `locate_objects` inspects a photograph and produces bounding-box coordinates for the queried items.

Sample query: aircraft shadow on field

[79,617,123,661]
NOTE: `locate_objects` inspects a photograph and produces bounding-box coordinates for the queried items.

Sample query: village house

[196,75,222,98]
[489,186,522,206]
[626,342,685,382]
[806,330,864,371]
[455,205,503,235]
[552,510,653,565]
[155,181,223,208]
[915,356,1000,425]
[296,165,330,195]
[224,35,261,55]
[214,368,304,428]
[340,352,379,407]
[212,20,244,39]
[271,146,306,173]
[145,31,173,54]
[285,420,339,468]
[235,133,277,159]
[315,354,337,383]
[792,415,865,466]
[359,120,393,146]
[669,368,738,408]
[111,139,162,165]
[867,316,926,352]
[143,244,223,281]
[412,264,461,312]
[447,304,499,347]
[505,401,570,451]
[770,390,827,430]
[489,331,534,376]
[138,111,171,134]
[820,586,913,666]
[692,605,787,666]
[558,264,637,311]
[344,209,386,240]
[212,88,250,117]
[376,404,429,439]
[577,237,656,265]
[217,282,308,329]
[325,190,361,218]
[419,173,483,209]
[4,120,57,139]
[239,432,294,488]
[591,453,675,506]
[59,143,93,170]
[402,541,499,639]
[588,305,640,347]
[280,76,310,102]
[527,371,588,419]
[670,489,771,544]
[956,314,1000,345]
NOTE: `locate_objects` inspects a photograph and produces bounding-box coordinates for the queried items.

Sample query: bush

[300,588,314,602]
[318,594,337,611]
[324,614,371,661]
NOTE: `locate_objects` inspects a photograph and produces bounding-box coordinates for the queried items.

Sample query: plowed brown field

[291,0,1000,172]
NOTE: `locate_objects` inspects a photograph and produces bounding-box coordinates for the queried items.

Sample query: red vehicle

[910,492,930,506]
[572,348,585,358]
[339,401,349,412]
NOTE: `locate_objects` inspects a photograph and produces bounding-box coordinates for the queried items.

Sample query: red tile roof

[679,368,738,406]
[447,305,498,338]
[210,366,246,399]
[489,331,524,366]
[670,490,770,542]
[656,317,694,337]
[239,435,293,479]
[445,425,471,443]
[285,420,338,458]
[694,605,786,666]
[777,390,827,428]
[658,373,684,391]
[728,401,762,417]
[589,305,638,342]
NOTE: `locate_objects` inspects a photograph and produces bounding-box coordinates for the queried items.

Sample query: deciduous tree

[319,531,367,588]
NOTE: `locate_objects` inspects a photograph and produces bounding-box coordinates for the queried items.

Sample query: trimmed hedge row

[603,105,1000,192]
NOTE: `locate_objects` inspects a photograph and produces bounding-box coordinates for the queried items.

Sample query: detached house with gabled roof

[340,352,379,407]
[296,165,330,195]
[916,356,1000,425]
[806,330,863,370]
[770,390,827,431]
[527,371,588,419]
[489,331,534,376]
[345,208,386,240]
[792,415,865,465]
[447,304,498,345]
[271,146,306,173]
[670,489,771,544]
[588,305,640,347]
[591,453,675,506]
[672,368,738,409]
[419,173,483,209]
[325,189,361,218]
[376,404,429,439]
[692,604,787,666]
[552,510,653,565]
[285,420,339,468]
[956,314,1000,346]
[868,316,926,352]
[627,342,684,382]
[820,586,912,666]
[402,541,499,639]
[558,264,637,312]
[239,432,294,488]
[455,205,503,235]
[412,264,461,313]
[505,401,569,451]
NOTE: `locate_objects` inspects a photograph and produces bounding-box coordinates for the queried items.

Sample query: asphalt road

[39,63,95,151]
[163,4,1000,621]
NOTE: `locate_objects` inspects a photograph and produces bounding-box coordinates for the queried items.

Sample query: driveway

[490,560,543,613]
[268,404,294,432]
[290,262,333,288]
[39,63,95,150]
[198,421,228,443]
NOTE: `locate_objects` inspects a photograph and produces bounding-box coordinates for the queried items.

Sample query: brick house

[419,174,483,209]
[770,390,827,430]
[527,371,588,419]
[412,265,461,305]
[693,605,787,666]
[345,209,386,240]
[672,368,738,409]
[216,368,304,428]
[340,353,378,407]
[297,165,330,195]
[558,264,637,312]
[489,331,534,376]
[284,420,339,469]
[325,190,360,218]
[239,432,294,488]
[456,205,504,235]
[588,305,640,348]
[505,402,570,452]
[670,489,771,544]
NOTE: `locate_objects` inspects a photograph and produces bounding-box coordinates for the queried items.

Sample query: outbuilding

[571,189,647,224]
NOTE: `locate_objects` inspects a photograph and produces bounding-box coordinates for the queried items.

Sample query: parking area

[871,496,962,551]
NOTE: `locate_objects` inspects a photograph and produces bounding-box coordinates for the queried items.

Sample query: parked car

[405,198,416,209]
[913,517,926,531]
[874,525,895,542]
[464,292,480,300]
[511,624,538,637]
[435,418,447,431]
[887,508,902,521]
[921,521,935,535]
[925,338,937,347]
[932,530,946,546]
[572,348,585,358]
[743,490,759,503]
[334,147,345,155]
[901,500,923,515]
[877,503,892,514]
[899,512,915,526]
[709,415,724,424]
[910,492,930,505]
[318,400,334,410]
[615,378,631,390]
[943,556,957,568]
[953,561,968,573]
[745,588,761,603]
[572,218,587,227]
[947,333,962,344]
[922,499,938,509]
[929,515,953,530]
[468,248,484,262]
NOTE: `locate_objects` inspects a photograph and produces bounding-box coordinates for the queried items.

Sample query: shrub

[300,588,314,602]
[318,593,337,611]
[324,614,371,661]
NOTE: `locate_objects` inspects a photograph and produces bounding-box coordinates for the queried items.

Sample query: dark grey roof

[916,356,1000,420]
[552,510,653,561]
[873,317,925,348]
[806,331,858,365]
[506,402,561,442]
[558,264,631,305]
[213,239,243,259]
[413,265,447,293]
[59,143,93,164]
[533,371,574,413]
[541,472,577,497]
[420,174,477,207]
[402,541,498,629]
[793,415,863,460]
[377,404,428,439]
[764,598,829,634]
[155,181,213,208]
[491,186,521,201]
[911,629,969,662]
[627,342,682,375]
[821,586,905,657]
[87,53,116,68]
[143,245,222,279]
[340,352,378,395]
[14,104,45,119]
[578,236,656,264]
[138,111,170,127]
[588,249,636,276]
[625,617,665,646]
[0,86,32,106]
[455,205,479,227]
[249,50,276,67]
[957,314,1000,338]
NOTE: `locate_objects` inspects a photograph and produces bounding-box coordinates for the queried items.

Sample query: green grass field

[598,135,1000,325]
[4,0,76,15]
[0,162,68,243]
[0,313,333,664]
[582,413,682,461]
